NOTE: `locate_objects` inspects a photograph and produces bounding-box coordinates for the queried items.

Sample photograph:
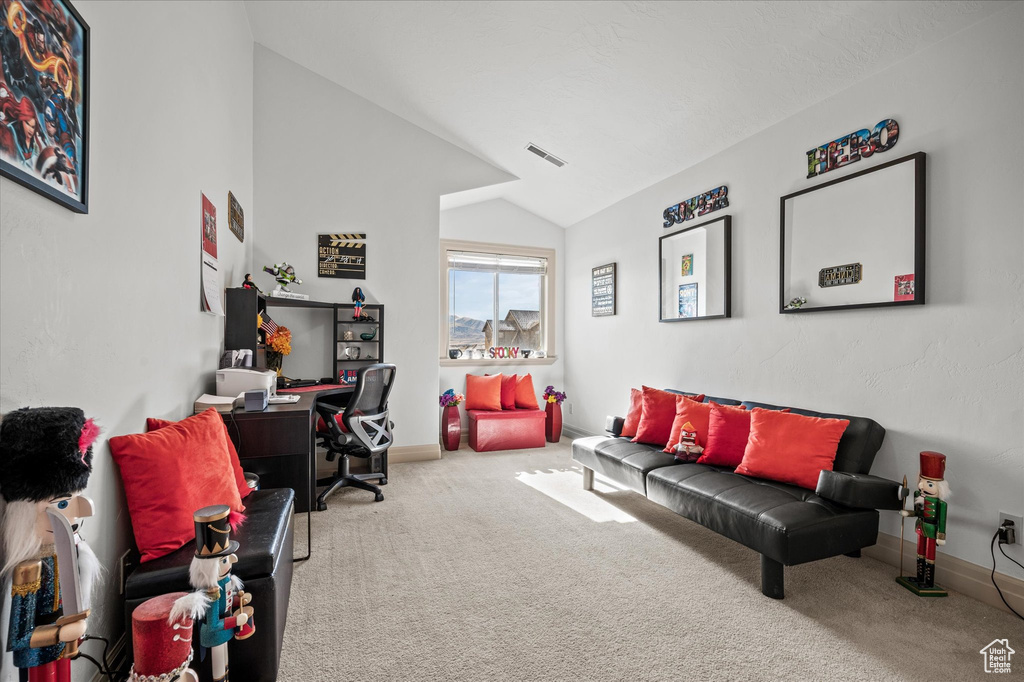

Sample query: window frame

[439,239,557,365]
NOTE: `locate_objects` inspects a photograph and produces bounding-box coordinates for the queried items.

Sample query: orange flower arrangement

[267,326,292,355]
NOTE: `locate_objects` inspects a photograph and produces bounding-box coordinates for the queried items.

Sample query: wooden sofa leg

[582,467,594,491]
[761,555,785,599]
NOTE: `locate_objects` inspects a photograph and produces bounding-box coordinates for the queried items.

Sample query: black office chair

[314,364,396,509]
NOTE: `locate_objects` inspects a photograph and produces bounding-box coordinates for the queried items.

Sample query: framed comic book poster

[0,0,89,213]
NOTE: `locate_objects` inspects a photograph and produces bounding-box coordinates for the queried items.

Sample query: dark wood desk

[204,386,353,561]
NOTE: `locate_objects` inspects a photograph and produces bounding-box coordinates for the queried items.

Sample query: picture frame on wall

[659,214,732,322]
[678,283,698,318]
[0,0,90,213]
[591,262,616,317]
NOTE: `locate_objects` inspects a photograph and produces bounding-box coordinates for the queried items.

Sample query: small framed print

[681,253,693,277]
[894,274,915,301]
[678,283,698,318]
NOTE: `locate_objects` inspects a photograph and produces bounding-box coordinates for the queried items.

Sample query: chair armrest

[605,416,624,437]
[816,470,908,510]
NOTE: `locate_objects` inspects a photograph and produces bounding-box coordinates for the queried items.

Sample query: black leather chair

[315,363,396,509]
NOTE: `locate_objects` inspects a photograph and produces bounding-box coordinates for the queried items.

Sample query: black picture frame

[0,0,90,213]
[658,214,732,323]
[591,262,616,317]
[779,151,926,314]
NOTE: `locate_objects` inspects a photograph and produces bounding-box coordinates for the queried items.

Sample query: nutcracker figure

[128,593,199,682]
[0,407,101,682]
[172,505,254,682]
[897,451,950,597]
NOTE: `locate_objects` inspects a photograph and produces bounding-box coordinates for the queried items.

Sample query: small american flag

[260,312,278,336]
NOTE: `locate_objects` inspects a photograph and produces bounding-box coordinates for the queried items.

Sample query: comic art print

[0,0,89,212]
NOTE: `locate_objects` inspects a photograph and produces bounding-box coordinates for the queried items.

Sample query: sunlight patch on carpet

[515,468,636,523]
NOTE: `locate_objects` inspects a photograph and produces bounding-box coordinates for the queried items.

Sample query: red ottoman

[468,409,546,452]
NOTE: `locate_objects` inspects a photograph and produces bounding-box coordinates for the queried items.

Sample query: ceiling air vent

[525,143,566,168]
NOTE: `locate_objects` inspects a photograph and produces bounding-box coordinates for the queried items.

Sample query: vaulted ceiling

[245,1,1003,227]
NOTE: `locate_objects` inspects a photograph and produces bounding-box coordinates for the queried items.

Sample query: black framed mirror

[659,214,731,322]
[780,152,925,313]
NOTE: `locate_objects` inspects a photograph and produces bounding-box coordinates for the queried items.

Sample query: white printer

[215,368,277,398]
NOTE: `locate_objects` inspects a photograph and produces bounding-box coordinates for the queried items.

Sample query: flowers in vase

[439,389,464,408]
[267,326,292,355]
[543,386,566,404]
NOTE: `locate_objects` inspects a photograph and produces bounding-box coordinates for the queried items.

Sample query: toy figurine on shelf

[128,593,199,682]
[0,407,102,682]
[352,286,365,320]
[674,421,704,462]
[262,262,307,299]
[897,451,950,597]
[172,505,254,682]
[241,273,261,293]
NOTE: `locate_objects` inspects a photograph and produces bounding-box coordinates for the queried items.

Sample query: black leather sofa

[572,392,904,599]
[124,488,295,681]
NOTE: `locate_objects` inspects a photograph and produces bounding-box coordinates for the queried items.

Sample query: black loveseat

[124,488,295,681]
[572,392,904,599]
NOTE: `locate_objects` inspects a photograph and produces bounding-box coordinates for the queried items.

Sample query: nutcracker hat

[129,592,195,681]
[0,407,98,502]
[919,451,946,481]
[193,504,239,558]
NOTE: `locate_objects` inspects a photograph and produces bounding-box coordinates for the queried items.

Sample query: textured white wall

[252,46,514,449]
[0,1,254,678]
[563,5,1024,572]
[439,199,565,431]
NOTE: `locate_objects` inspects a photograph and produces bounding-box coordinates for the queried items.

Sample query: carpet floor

[279,442,1020,681]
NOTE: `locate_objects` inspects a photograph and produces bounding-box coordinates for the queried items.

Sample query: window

[440,241,555,360]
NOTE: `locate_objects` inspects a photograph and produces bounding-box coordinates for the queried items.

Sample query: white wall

[0,1,254,677]
[252,46,514,450]
[564,5,1024,573]
[439,199,565,431]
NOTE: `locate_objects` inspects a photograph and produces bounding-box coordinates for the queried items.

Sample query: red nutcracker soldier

[172,505,253,682]
[897,451,950,597]
[128,593,199,682]
[0,407,101,682]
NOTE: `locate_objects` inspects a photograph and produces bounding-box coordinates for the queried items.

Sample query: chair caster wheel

[316,501,327,512]
[374,493,384,502]
[379,478,388,485]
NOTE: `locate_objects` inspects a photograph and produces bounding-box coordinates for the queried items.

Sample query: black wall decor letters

[663,185,728,228]
[806,119,899,179]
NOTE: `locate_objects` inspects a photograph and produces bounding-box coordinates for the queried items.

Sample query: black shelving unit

[335,304,384,385]
[225,287,268,369]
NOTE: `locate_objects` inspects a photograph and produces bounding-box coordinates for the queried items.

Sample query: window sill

[439,356,559,367]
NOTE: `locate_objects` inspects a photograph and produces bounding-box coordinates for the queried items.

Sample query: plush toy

[0,407,101,682]
[674,421,704,462]
[898,451,950,596]
[172,505,253,682]
[128,592,199,682]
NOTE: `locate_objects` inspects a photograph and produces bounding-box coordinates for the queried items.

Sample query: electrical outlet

[567,402,573,415]
[119,550,136,594]
[998,512,1023,546]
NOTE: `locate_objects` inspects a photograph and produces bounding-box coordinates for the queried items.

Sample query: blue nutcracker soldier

[172,505,253,682]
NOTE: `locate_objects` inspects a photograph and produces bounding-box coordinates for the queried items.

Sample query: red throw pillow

[109,409,246,563]
[515,374,539,409]
[148,417,251,501]
[465,374,502,411]
[500,374,518,410]
[633,387,702,447]
[735,409,850,489]
[663,398,714,454]
[697,403,752,467]
[621,388,643,438]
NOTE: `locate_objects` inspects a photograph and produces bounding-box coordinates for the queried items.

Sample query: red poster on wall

[201,193,223,314]
[894,274,915,302]
[202,193,217,258]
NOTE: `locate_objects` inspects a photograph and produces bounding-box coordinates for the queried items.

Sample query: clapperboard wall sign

[318,233,367,279]
[592,263,617,317]
[818,263,863,288]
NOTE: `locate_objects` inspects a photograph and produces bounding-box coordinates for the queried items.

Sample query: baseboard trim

[390,443,441,463]
[864,531,1024,615]
[561,423,597,440]
[90,632,126,682]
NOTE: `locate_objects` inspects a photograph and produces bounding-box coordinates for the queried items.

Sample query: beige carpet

[280,442,1020,681]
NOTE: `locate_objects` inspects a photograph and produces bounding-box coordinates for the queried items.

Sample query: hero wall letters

[806,118,899,179]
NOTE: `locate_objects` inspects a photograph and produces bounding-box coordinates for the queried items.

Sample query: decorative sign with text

[818,263,863,288]
[318,233,366,279]
[488,346,520,359]
[663,186,728,228]
[228,192,244,243]
[592,263,616,317]
[806,119,899,179]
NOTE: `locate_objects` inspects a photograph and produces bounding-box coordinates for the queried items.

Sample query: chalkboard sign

[592,263,616,317]
[318,233,366,279]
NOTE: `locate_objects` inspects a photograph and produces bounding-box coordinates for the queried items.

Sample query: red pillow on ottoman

[620,388,643,438]
[735,409,850,489]
[515,374,540,409]
[500,374,518,410]
[633,388,704,447]
[697,403,751,467]
[109,408,246,563]
[147,416,251,501]
[466,374,502,411]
